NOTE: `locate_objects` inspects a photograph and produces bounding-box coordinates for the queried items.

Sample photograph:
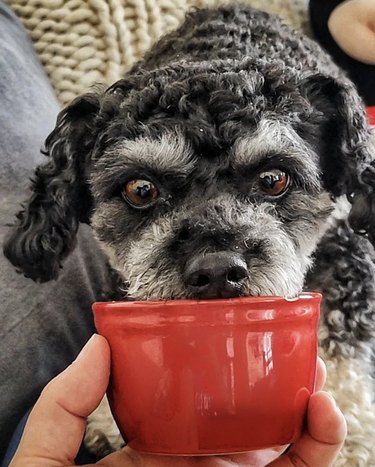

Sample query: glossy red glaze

[93,293,321,455]
[367,106,375,126]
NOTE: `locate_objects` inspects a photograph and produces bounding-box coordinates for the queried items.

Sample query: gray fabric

[0,3,113,459]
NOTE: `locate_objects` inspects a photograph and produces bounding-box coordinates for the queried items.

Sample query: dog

[4,5,375,465]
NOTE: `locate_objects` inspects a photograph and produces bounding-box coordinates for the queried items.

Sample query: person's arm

[328,0,375,64]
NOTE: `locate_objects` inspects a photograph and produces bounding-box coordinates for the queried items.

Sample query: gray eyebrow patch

[106,131,195,176]
[232,118,318,173]
[90,131,196,201]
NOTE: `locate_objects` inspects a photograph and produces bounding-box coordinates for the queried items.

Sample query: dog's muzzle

[184,251,248,299]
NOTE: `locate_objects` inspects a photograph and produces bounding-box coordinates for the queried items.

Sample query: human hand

[10,334,346,467]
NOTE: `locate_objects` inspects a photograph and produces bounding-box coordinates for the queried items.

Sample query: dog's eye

[258,170,290,196]
[122,179,159,208]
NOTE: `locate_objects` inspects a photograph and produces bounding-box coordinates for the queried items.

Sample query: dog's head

[4,60,375,300]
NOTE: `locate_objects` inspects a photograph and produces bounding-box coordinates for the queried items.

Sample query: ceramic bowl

[93,293,321,455]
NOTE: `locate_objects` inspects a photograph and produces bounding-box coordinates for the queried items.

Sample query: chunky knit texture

[8,0,308,105]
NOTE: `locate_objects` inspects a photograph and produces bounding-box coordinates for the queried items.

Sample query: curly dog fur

[4,5,375,464]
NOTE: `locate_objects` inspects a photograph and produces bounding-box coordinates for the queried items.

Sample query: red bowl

[93,293,321,455]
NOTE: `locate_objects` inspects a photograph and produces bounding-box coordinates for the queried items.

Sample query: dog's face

[4,63,375,298]
[90,120,333,300]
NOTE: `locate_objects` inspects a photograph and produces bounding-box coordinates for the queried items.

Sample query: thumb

[268,391,347,467]
[10,334,110,466]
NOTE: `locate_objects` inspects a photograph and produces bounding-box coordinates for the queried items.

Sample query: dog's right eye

[258,169,290,197]
[122,179,159,208]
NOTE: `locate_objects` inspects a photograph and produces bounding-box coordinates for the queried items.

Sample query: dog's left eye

[122,179,159,208]
[258,169,290,197]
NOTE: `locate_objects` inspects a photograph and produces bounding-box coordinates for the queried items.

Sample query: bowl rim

[93,292,321,309]
[93,292,322,325]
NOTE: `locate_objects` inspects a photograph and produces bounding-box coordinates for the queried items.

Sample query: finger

[98,447,209,467]
[98,448,181,467]
[315,357,327,391]
[269,391,347,467]
[233,359,328,466]
[11,334,110,466]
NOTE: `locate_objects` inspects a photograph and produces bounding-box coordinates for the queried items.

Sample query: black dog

[4,6,375,463]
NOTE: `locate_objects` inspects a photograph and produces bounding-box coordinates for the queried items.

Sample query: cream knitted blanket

[8,0,309,105]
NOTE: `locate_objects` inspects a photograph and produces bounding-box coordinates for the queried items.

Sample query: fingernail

[74,334,98,362]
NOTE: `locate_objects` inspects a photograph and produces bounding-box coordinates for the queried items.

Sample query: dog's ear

[3,92,102,282]
[300,74,375,244]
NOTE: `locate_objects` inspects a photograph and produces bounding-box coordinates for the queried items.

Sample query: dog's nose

[184,252,248,299]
